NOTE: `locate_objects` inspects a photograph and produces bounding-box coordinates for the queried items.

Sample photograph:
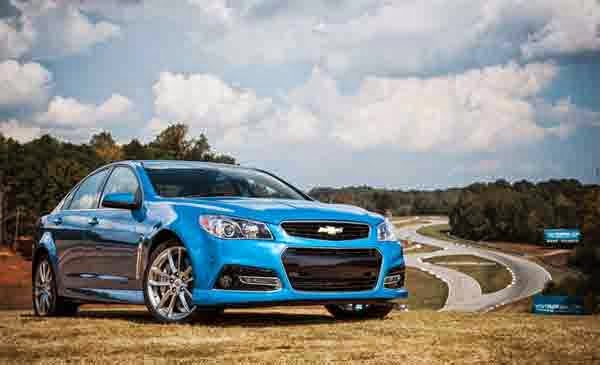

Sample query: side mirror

[102,192,140,210]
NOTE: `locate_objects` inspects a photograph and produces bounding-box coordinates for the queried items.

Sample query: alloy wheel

[146,246,196,321]
[34,260,54,315]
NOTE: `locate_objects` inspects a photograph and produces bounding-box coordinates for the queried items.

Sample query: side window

[102,167,140,197]
[54,190,74,212]
[67,169,110,210]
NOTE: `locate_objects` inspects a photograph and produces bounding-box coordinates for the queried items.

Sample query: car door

[54,168,111,291]
[88,165,144,290]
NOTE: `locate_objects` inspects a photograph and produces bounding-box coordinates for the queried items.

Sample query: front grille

[281,221,370,241]
[282,248,381,292]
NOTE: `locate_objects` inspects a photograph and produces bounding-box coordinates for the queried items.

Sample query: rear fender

[33,232,63,294]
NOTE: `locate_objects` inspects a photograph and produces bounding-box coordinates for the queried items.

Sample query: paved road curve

[398,219,552,312]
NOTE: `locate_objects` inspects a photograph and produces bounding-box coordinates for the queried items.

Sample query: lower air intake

[282,248,381,292]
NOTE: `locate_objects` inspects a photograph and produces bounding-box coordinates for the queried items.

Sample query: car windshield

[144,166,307,200]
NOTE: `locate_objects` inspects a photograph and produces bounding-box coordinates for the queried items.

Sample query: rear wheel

[32,255,78,317]
[325,303,393,320]
[143,241,198,323]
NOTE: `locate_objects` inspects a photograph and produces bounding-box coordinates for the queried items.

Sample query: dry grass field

[2,307,599,364]
[405,268,448,310]
[2,244,598,364]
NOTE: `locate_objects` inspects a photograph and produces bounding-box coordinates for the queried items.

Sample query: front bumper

[188,236,408,307]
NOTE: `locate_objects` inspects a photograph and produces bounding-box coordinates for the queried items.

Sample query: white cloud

[185,0,600,77]
[0,93,138,144]
[36,94,136,128]
[152,71,273,130]
[187,0,235,28]
[0,0,120,60]
[522,0,600,59]
[150,70,321,148]
[219,105,320,149]
[150,62,600,156]
[0,60,51,109]
[0,119,41,142]
[0,17,35,60]
[326,62,561,152]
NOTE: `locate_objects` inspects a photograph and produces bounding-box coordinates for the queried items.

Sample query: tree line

[309,179,598,246]
[449,179,593,243]
[0,124,235,244]
[309,186,462,216]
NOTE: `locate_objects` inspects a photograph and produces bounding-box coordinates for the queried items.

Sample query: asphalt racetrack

[397,219,552,312]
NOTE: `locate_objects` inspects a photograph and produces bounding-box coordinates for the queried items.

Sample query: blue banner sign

[532,295,585,315]
[543,229,580,245]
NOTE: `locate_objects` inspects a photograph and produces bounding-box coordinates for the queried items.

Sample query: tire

[325,303,394,320]
[143,240,198,323]
[32,254,79,317]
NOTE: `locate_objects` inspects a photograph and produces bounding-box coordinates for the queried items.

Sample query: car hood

[165,197,384,225]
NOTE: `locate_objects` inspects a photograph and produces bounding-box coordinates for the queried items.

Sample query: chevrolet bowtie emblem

[318,226,344,235]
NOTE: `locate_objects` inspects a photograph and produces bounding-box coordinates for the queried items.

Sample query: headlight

[377,218,397,242]
[199,215,273,240]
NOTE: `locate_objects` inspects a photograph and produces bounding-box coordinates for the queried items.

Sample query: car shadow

[199,311,336,327]
[21,307,337,327]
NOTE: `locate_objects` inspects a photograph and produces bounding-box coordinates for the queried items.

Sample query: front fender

[142,204,216,290]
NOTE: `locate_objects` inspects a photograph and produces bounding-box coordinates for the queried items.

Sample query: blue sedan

[33,161,407,323]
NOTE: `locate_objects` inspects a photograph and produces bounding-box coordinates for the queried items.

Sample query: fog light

[384,274,402,285]
[239,276,281,289]
[218,275,233,289]
[215,265,282,291]
[384,265,405,289]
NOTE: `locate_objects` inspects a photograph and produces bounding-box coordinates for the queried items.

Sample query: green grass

[1,309,599,364]
[406,267,448,310]
[425,255,513,294]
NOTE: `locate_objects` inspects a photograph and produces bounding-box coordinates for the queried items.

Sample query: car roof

[134,160,248,170]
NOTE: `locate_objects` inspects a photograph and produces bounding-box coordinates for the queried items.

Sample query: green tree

[90,131,122,162]
[149,123,190,159]
[185,134,211,160]
[582,188,600,244]
[122,139,153,160]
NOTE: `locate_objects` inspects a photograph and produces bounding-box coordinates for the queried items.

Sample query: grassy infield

[424,255,513,294]
[1,224,599,363]
[409,223,513,295]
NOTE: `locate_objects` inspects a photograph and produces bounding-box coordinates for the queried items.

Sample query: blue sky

[1,0,600,189]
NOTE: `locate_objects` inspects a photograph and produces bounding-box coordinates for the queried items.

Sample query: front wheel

[143,241,197,323]
[325,303,394,320]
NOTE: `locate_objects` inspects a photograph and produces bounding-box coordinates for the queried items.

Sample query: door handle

[88,217,99,226]
[52,217,63,225]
